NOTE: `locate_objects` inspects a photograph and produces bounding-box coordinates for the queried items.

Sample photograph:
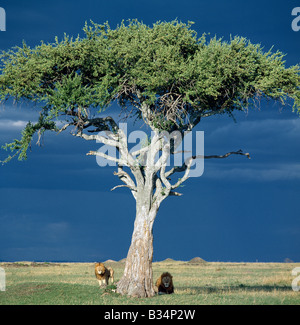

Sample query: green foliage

[1,115,58,163]
[0,19,299,162]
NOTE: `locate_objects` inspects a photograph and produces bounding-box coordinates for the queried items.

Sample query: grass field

[0,259,299,305]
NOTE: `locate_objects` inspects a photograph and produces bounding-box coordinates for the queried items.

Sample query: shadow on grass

[177,284,292,294]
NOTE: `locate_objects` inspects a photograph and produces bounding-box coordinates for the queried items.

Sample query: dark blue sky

[0,0,299,262]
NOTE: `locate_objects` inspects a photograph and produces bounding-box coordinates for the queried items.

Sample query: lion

[155,272,174,294]
[95,262,114,287]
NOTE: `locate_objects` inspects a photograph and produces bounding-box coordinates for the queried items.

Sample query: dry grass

[0,260,299,305]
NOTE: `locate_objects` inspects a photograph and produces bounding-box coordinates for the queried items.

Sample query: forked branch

[163,149,250,193]
[165,149,250,178]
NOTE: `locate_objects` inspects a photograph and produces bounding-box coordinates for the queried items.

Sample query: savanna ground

[0,259,299,305]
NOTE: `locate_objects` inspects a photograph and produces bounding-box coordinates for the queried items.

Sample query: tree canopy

[0,19,299,163]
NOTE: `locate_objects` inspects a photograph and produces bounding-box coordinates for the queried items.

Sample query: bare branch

[113,168,136,189]
[152,177,163,204]
[164,163,188,179]
[160,165,172,192]
[194,149,251,160]
[161,149,250,193]
[169,191,183,197]
[154,131,182,172]
[75,131,119,147]
[58,122,73,134]
[86,150,127,165]
[111,166,138,199]
[170,157,194,189]
[165,149,250,179]
[146,131,165,170]
[110,184,137,192]
[130,145,150,157]
[82,116,119,134]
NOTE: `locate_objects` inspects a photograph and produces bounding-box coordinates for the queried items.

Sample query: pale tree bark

[116,130,168,297]
[117,195,158,297]
[70,112,250,298]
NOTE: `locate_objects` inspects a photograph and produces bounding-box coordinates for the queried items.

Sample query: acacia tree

[0,20,299,297]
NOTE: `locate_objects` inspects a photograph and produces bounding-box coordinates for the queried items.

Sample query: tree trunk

[117,203,158,297]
